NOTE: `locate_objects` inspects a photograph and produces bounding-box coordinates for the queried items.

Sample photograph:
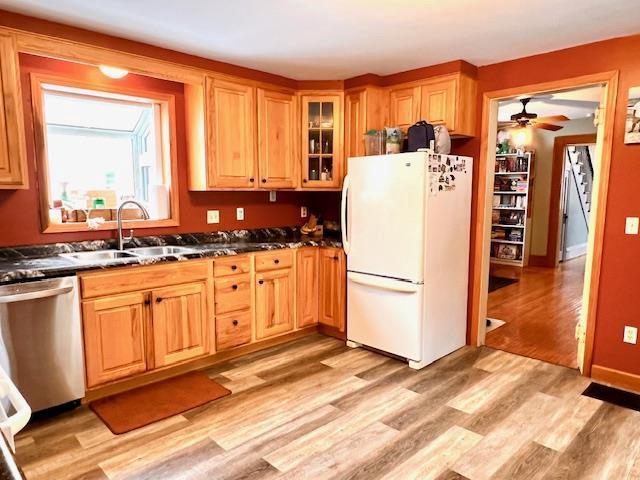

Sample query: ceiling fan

[500,97,569,131]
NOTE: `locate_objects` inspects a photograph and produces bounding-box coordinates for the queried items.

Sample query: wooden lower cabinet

[297,248,319,328]
[151,282,208,368]
[82,292,149,388]
[255,267,295,339]
[216,310,252,350]
[319,248,346,332]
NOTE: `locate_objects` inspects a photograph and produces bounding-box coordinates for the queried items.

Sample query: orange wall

[0,54,312,247]
[463,34,640,376]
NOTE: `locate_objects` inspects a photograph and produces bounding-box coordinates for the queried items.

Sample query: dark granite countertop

[0,227,342,285]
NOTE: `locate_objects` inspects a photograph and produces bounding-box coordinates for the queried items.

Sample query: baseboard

[591,364,640,394]
[565,242,587,260]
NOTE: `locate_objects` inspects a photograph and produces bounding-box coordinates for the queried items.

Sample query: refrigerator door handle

[341,174,351,254]
[347,272,419,293]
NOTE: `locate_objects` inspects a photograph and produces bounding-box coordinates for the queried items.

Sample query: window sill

[42,218,179,234]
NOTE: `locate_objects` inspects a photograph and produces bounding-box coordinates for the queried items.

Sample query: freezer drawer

[346,272,423,361]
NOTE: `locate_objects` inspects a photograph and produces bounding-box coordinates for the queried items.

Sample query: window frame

[30,72,180,233]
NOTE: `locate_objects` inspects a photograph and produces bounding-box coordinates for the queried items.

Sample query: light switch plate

[624,326,638,344]
[625,217,639,235]
[207,210,219,224]
[236,207,244,221]
[301,206,308,218]
[269,191,277,202]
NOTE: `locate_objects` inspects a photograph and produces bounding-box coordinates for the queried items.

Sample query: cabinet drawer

[80,260,209,299]
[255,250,294,272]
[214,274,252,314]
[214,255,251,277]
[216,310,252,351]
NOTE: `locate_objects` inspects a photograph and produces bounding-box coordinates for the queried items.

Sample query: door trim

[544,134,598,268]
[470,71,618,378]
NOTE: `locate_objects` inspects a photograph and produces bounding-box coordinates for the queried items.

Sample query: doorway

[470,72,618,375]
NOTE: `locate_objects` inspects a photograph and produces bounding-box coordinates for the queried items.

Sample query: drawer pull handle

[249,178,255,183]
[261,179,267,183]
[274,259,280,264]
[144,299,151,306]
[232,320,239,326]
[155,297,163,303]
[231,265,237,271]
[232,284,238,290]
[258,280,264,285]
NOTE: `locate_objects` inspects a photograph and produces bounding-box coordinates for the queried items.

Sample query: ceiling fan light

[99,65,129,79]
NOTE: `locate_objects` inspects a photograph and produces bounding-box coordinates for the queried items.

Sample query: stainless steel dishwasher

[0,276,85,412]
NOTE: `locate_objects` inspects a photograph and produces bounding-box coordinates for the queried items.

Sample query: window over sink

[30,72,179,232]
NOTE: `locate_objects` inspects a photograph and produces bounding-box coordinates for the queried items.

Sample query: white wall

[526,117,597,257]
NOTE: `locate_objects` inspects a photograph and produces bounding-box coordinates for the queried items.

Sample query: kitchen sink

[127,246,196,256]
[60,250,138,263]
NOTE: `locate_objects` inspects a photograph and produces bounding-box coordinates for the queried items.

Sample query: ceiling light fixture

[99,65,129,79]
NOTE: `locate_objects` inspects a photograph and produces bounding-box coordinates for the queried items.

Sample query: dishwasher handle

[0,285,73,304]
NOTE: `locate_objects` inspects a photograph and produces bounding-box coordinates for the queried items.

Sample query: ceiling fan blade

[534,115,570,123]
[498,121,518,128]
[532,122,563,131]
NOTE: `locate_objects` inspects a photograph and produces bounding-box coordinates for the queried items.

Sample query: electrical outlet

[236,207,244,221]
[269,191,277,202]
[301,206,308,218]
[207,210,219,224]
[625,217,639,235]
[624,326,638,344]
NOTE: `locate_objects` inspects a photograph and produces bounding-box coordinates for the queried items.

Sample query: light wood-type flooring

[487,256,586,368]
[15,333,640,479]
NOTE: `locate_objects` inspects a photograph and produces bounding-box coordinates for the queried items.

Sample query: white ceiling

[1,0,639,80]
[498,86,602,122]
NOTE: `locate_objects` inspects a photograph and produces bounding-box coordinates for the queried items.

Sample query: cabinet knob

[249,178,255,183]
[303,179,308,183]
[333,256,339,260]
[155,297,163,303]
[261,179,267,183]
[274,259,280,264]
[258,280,264,285]
[232,284,238,290]
[231,265,237,271]
[232,319,239,326]
[144,299,151,306]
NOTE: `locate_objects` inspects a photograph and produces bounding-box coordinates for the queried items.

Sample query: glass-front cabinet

[301,94,343,189]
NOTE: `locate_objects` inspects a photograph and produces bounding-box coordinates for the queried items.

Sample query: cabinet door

[0,33,27,189]
[420,78,456,129]
[301,94,343,189]
[82,292,148,388]
[255,268,295,339]
[319,248,345,332]
[206,77,257,188]
[297,248,319,328]
[151,282,208,368]
[345,90,366,158]
[257,88,297,188]
[389,86,421,131]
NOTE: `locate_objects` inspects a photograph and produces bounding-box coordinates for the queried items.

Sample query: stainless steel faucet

[117,200,150,250]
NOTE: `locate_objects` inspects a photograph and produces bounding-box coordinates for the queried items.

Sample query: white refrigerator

[341,151,472,369]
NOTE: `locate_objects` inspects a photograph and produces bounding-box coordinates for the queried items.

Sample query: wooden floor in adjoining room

[487,256,586,369]
[15,333,640,480]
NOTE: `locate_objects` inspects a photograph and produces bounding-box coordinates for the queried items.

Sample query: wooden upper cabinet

[257,88,297,188]
[319,248,345,332]
[255,267,295,339]
[300,93,343,189]
[420,78,456,128]
[388,73,477,137]
[82,292,148,388]
[345,87,387,160]
[151,282,208,368]
[389,85,421,132]
[205,77,257,189]
[0,33,28,189]
[296,247,319,328]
